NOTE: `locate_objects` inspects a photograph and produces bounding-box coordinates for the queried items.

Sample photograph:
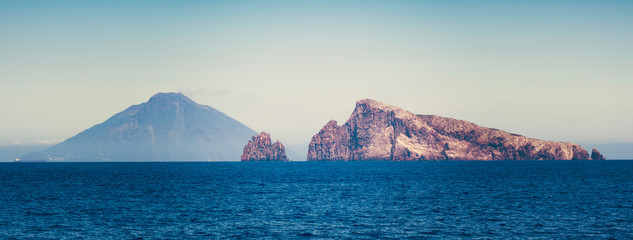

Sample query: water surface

[1,161,632,239]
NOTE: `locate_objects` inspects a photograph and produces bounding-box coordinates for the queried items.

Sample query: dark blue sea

[1,161,633,239]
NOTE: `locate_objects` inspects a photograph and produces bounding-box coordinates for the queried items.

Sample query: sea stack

[241,132,290,162]
[591,148,606,160]
[308,99,591,161]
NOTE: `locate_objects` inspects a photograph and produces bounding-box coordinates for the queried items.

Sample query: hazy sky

[1,0,632,149]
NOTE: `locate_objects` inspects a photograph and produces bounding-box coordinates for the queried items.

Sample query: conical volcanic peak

[34,92,257,161]
[147,92,196,105]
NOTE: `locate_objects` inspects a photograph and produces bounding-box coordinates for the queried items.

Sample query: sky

[1,0,632,156]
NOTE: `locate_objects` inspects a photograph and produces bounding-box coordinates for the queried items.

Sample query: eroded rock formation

[241,132,289,161]
[591,148,606,160]
[308,99,591,161]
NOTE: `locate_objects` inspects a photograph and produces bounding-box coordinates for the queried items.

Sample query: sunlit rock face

[241,132,289,162]
[308,99,591,161]
[591,148,606,160]
[32,92,257,161]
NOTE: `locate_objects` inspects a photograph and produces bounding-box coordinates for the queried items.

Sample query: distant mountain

[25,92,257,161]
[309,99,593,161]
[0,145,51,162]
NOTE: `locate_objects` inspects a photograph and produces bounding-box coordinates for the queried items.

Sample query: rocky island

[308,99,598,161]
[241,132,290,162]
[23,92,257,161]
[591,148,606,160]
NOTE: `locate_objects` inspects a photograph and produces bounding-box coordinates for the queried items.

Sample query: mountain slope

[308,99,592,161]
[39,92,257,161]
[1,145,51,162]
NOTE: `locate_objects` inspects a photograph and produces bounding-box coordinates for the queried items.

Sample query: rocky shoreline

[308,99,596,161]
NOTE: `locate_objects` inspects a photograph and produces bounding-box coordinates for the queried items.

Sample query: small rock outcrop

[241,132,290,162]
[591,148,606,160]
[308,99,591,161]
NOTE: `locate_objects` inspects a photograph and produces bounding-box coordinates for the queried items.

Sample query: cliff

[308,99,592,161]
[241,132,290,162]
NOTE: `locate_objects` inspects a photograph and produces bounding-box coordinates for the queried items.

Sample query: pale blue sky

[1,1,632,151]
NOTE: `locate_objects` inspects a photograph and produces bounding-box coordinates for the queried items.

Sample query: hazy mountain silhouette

[27,92,257,161]
[0,145,50,162]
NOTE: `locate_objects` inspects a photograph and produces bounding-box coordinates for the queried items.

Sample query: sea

[1,161,632,239]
